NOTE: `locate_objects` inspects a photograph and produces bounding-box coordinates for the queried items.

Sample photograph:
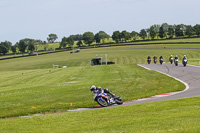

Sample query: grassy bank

[1,97,200,133]
[0,64,185,118]
[0,46,193,118]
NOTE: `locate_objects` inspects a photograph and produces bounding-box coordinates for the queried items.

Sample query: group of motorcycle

[169,55,188,67]
[147,56,164,65]
[147,55,188,67]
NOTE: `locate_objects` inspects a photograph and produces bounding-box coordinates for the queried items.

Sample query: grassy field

[1,39,200,132]
[1,46,196,118]
[1,97,200,133]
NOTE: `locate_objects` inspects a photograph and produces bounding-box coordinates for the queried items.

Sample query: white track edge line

[138,64,189,96]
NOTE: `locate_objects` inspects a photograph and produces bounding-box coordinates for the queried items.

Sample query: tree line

[59,23,200,48]
[1,23,200,55]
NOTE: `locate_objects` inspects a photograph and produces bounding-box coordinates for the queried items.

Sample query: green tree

[161,23,169,32]
[161,23,169,38]
[120,30,131,42]
[83,32,95,46]
[11,45,17,54]
[185,25,194,37]
[47,34,58,43]
[150,24,160,39]
[0,41,12,55]
[159,26,165,39]
[94,33,101,43]
[146,28,150,39]
[98,31,110,43]
[67,37,74,47]
[0,45,8,55]
[168,25,174,39]
[149,26,157,40]
[60,37,68,48]
[175,25,184,38]
[69,34,83,41]
[28,43,35,52]
[112,31,121,43]
[139,29,147,40]
[194,24,200,36]
[17,40,27,55]
[131,31,139,41]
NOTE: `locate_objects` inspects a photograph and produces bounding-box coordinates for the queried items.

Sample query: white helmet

[184,55,186,57]
[90,85,96,91]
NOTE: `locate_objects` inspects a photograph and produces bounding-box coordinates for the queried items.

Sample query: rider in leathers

[90,85,115,103]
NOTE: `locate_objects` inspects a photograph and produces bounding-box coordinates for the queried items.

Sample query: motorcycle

[159,58,163,65]
[183,58,188,67]
[174,59,178,66]
[169,57,173,64]
[94,89,123,107]
[154,58,157,64]
[147,59,151,64]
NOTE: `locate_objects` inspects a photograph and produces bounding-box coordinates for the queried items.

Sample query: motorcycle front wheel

[97,97,108,107]
[115,97,123,105]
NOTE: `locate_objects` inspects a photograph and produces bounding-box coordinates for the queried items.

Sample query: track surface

[20,63,200,116]
[66,63,200,112]
[130,63,200,103]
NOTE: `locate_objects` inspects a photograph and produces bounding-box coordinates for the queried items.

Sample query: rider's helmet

[184,55,186,57]
[90,85,96,91]
[104,88,110,93]
[171,55,173,57]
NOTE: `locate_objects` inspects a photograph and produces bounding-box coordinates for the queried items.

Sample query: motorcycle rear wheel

[97,97,108,107]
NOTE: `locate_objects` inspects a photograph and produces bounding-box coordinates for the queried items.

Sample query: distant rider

[169,55,173,64]
[182,55,188,64]
[159,56,163,60]
[183,55,187,60]
[147,56,151,64]
[174,55,179,61]
[153,56,157,64]
[159,56,163,64]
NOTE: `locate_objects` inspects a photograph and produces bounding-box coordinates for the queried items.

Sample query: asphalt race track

[20,63,200,116]
[128,63,200,104]
[68,63,200,112]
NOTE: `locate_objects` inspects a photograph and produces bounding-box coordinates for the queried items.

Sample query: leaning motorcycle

[182,58,188,67]
[94,90,123,107]
[174,59,178,66]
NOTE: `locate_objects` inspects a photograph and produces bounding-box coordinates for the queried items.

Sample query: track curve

[19,63,200,117]
[67,63,200,112]
[134,63,200,103]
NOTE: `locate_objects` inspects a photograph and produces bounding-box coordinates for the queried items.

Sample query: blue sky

[0,0,200,44]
